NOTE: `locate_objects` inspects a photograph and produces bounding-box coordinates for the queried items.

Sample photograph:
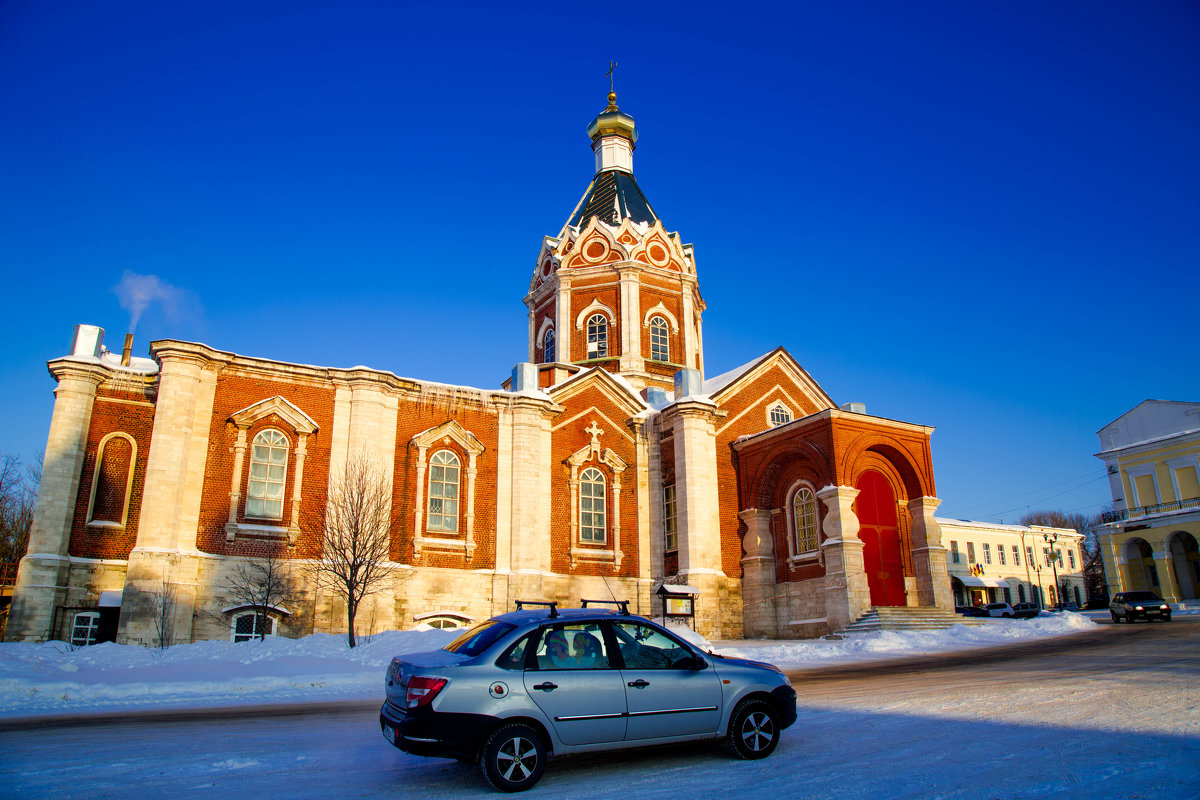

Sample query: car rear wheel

[727,699,780,760]
[480,723,546,792]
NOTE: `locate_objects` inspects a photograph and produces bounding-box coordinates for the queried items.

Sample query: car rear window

[1121,592,1161,601]
[443,621,517,656]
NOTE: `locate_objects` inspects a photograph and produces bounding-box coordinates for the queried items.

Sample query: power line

[953,469,1104,514]
[983,473,1109,519]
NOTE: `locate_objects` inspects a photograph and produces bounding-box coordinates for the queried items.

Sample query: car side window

[611,622,695,670]
[497,633,536,671]
[533,623,611,670]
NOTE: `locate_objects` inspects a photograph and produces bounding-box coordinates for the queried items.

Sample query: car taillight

[405,676,448,708]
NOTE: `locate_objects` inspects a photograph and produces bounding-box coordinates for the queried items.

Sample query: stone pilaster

[817,485,869,632]
[739,508,778,638]
[618,265,642,373]
[507,396,556,573]
[664,399,726,636]
[5,360,107,641]
[908,496,953,610]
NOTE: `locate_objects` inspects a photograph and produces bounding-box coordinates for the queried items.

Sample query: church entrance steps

[839,606,1004,634]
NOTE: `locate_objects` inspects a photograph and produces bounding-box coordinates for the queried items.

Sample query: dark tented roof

[566,169,658,229]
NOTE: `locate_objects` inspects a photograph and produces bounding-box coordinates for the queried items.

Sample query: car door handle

[533,682,558,691]
[627,679,650,688]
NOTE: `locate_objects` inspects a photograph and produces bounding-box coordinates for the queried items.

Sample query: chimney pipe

[121,333,133,367]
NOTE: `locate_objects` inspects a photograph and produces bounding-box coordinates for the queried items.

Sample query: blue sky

[2,0,1197,523]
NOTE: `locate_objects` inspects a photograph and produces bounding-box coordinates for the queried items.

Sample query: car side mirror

[684,654,707,671]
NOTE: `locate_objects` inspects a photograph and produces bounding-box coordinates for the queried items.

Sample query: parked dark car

[955,605,988,617]
[1055,602,1081,612]
[1011,602,1040,619]
[1109,591,1172,623]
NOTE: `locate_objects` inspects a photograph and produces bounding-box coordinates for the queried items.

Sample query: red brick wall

[548,385,639,578]
[196,373,336,559]
[568,280,620,365]
[639,286,684,367]
[392,399,500,570]
[533,299,555,363]
[67,389,156,559]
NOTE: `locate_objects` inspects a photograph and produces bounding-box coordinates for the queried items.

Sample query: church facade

[6,92,953,646]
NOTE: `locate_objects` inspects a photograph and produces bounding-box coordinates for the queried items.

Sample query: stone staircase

[838,606,1001,634]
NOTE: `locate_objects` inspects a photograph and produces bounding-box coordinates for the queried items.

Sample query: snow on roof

[703,353,771,396]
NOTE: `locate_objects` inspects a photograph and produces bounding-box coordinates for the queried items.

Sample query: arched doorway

[856,469,906,606]
[1123,538,1157,592]
[1167,532,1199,600]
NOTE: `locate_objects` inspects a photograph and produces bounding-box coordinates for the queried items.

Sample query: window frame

[231,610,277,643]
[580,466,608,545]
[649,315,670,362]
[71,611,101,647]
[983,543,992,565]
[86,432,137,529]
[789,483,820,559]
[543,326,555,363]
[426,449,462,533]
[767,402,793,428]
[245,428,289,521]
[586,314,609,359]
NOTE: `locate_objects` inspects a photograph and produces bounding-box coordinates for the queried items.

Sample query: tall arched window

[246,429,288,520]
[427,450,461,532]
[88,433,136,527]
[791,485,819,555]
[580,467,607,543]
[543,327,555,363]
[649,316,669,362]
[586,314,608,359]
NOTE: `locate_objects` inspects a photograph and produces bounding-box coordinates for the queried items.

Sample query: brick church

[7,90,953,646]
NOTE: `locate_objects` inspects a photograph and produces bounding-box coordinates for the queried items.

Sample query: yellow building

[1095,400,1200,601]
[938,519,1084,609]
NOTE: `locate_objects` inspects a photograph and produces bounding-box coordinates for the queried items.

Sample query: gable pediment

[229,396,318,434]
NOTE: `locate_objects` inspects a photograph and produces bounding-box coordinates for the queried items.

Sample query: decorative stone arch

[745,440,833,512]
[537,316,556,347]
[564,419,628,571]
[642,302,680,333]
[840,434,931,501]
[226,396,319,544]
[568,219,626,268]
[86,431,137,529]
[410,420,485,563]
[574,298,617,331]
[1121,536,1157,592]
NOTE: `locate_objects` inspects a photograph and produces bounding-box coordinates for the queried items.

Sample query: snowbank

[0,614,1100,720]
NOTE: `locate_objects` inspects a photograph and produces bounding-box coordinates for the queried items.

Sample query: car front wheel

[1110,611,1119,623]
[480,723,546,792]
[727,699,781,760]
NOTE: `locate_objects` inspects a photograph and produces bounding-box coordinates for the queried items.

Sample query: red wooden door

[856,470,906,606]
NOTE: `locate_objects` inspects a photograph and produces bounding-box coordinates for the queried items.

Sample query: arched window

[586,314,608,359]
[231,611,276,642]
[543,327,555,363]
[580,467,607,544]
[1073,585,1082,605]
[427,450,461,533]
[649,316,669,362]
[246,429,288,520]
[791,486,819,556]
[1018,584,1026,602]
[88,433,136,527]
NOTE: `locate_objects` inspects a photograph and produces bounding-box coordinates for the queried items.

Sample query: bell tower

[524,87,705,392]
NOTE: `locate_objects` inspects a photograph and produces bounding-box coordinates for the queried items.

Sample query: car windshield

[443,621,517,656]
[1122,592,1162,602]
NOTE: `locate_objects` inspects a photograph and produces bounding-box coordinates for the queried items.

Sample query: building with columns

[1094,400,1200,602]
[7,90,956,646]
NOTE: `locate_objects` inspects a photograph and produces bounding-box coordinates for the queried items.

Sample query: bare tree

[307,455,394,648]
[0,452,36,564]
[224,550,299,641]
[151,573,177,651]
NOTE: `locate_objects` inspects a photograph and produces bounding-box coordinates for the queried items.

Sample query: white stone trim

[642,302,679,333]
[410,420,485,563]
[86,431,137,528]
[574,299,616,331]
[564,420,628,570]
[1126,462,1161,507]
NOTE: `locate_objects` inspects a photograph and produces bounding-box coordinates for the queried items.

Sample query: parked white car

[982,602,1015,618]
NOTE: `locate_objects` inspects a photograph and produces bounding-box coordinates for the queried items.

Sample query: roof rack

[580,599,629,614]
[514,600,558,618]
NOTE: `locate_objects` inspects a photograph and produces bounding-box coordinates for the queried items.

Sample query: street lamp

[1043,532,1062,609]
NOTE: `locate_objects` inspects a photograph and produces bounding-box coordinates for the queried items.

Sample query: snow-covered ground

[0,611,1113,719]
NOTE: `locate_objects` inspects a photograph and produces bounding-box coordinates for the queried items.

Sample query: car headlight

[1134,605,1144,611]
[1161,605,1170,610]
